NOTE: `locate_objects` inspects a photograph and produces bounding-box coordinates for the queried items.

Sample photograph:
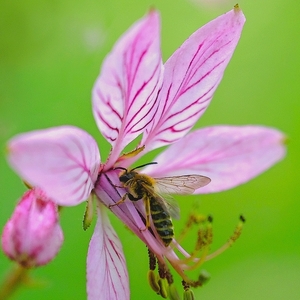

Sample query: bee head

[119,169,134,183]
[115,167,136,184]
[115,162,157,183]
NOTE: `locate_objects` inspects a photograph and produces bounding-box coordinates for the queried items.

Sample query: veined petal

[86,204,129,300]
[143,126,286,193]
[93,10,163,167]
[142,7,246,150]
[7,126,101,206]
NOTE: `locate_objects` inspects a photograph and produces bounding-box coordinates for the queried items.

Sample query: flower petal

[7,126,101,206]
[86,204,129,300]
[143,126,286,193]
[142,7,246,151]
[92,10,163,167]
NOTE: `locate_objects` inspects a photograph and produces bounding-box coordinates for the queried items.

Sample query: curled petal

[87,204,129,300]
[142,7,246,150]
[144,126,286,193]
[92,10,163,167]
[7,126,101,206]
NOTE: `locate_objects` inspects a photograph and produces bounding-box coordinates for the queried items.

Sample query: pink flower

[1,189,63,268]
[5,6,286,300]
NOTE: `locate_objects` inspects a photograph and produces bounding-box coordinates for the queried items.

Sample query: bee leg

[139,198,151,232]
[113,184,124,188]
[109,193,128,208]
[144,198,151,229]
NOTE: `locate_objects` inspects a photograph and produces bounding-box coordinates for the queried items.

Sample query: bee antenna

[131,162,157,171]
[114,166,128,171]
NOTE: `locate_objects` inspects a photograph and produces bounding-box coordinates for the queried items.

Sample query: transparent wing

[142,183,180,220]
[154,175,211,195]
[156,193,180,220]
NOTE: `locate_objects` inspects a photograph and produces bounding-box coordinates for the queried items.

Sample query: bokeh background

[0,0,299,299]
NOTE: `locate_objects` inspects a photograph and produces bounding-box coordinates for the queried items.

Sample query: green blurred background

[0,0,299,299]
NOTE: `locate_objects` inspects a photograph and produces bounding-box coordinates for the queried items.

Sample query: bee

[111,162,211,247]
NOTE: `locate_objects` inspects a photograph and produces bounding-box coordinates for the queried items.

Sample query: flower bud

[1,189,63,268]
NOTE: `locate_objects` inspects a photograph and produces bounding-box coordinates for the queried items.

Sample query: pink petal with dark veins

[86,205,129,300]
[143,7,246,151]
[7,126,101,206]
[144,126,286,193]
[92,10,163,168]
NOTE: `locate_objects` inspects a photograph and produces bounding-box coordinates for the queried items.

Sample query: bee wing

[156,193,180,220]
[154,175,211,195]
[142,184,180,220]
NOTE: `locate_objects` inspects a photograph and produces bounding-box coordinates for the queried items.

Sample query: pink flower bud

[1,189,63,268]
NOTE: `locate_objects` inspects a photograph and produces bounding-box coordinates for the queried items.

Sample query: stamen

[205,215,245,261]
[182,269,211,289]
[177,215,212,268]
[156,256,175,298]
[147,248,174,298]
[158,278,168,298]
[183,217,213,271]
[165,263,181,299]
[183,289,195,300]
[142,201,245,297]
[177,213,207,244]
[168,284,181,300]
[147,270,160,294]
[166,213,244,291]
[182,281,195,300]
[198,270,210,285]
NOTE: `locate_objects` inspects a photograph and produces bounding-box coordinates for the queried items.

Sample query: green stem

[0,264,28,300]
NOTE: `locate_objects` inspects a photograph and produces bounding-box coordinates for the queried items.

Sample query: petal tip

[5,144,11,156]
[233,3,246,23]
[281,135,289,145]
[147,7,160,23]
[6,137,17,154]
[234,3,240,11]
[148,6,158,14]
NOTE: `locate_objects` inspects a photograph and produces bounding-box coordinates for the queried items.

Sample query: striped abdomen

[150,197,174,247]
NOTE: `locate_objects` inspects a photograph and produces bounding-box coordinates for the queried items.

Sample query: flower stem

[0,264,28,299]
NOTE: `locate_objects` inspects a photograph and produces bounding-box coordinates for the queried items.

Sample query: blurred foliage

[0,0,299,299]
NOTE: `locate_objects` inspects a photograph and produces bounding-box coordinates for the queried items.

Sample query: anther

[158,278,168,298]
[147,270,160,294]
[240,214,246,223]
[183,288,195,300]
[198,270,210,285]
[207,215,213,223]
[169,284,180,300]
